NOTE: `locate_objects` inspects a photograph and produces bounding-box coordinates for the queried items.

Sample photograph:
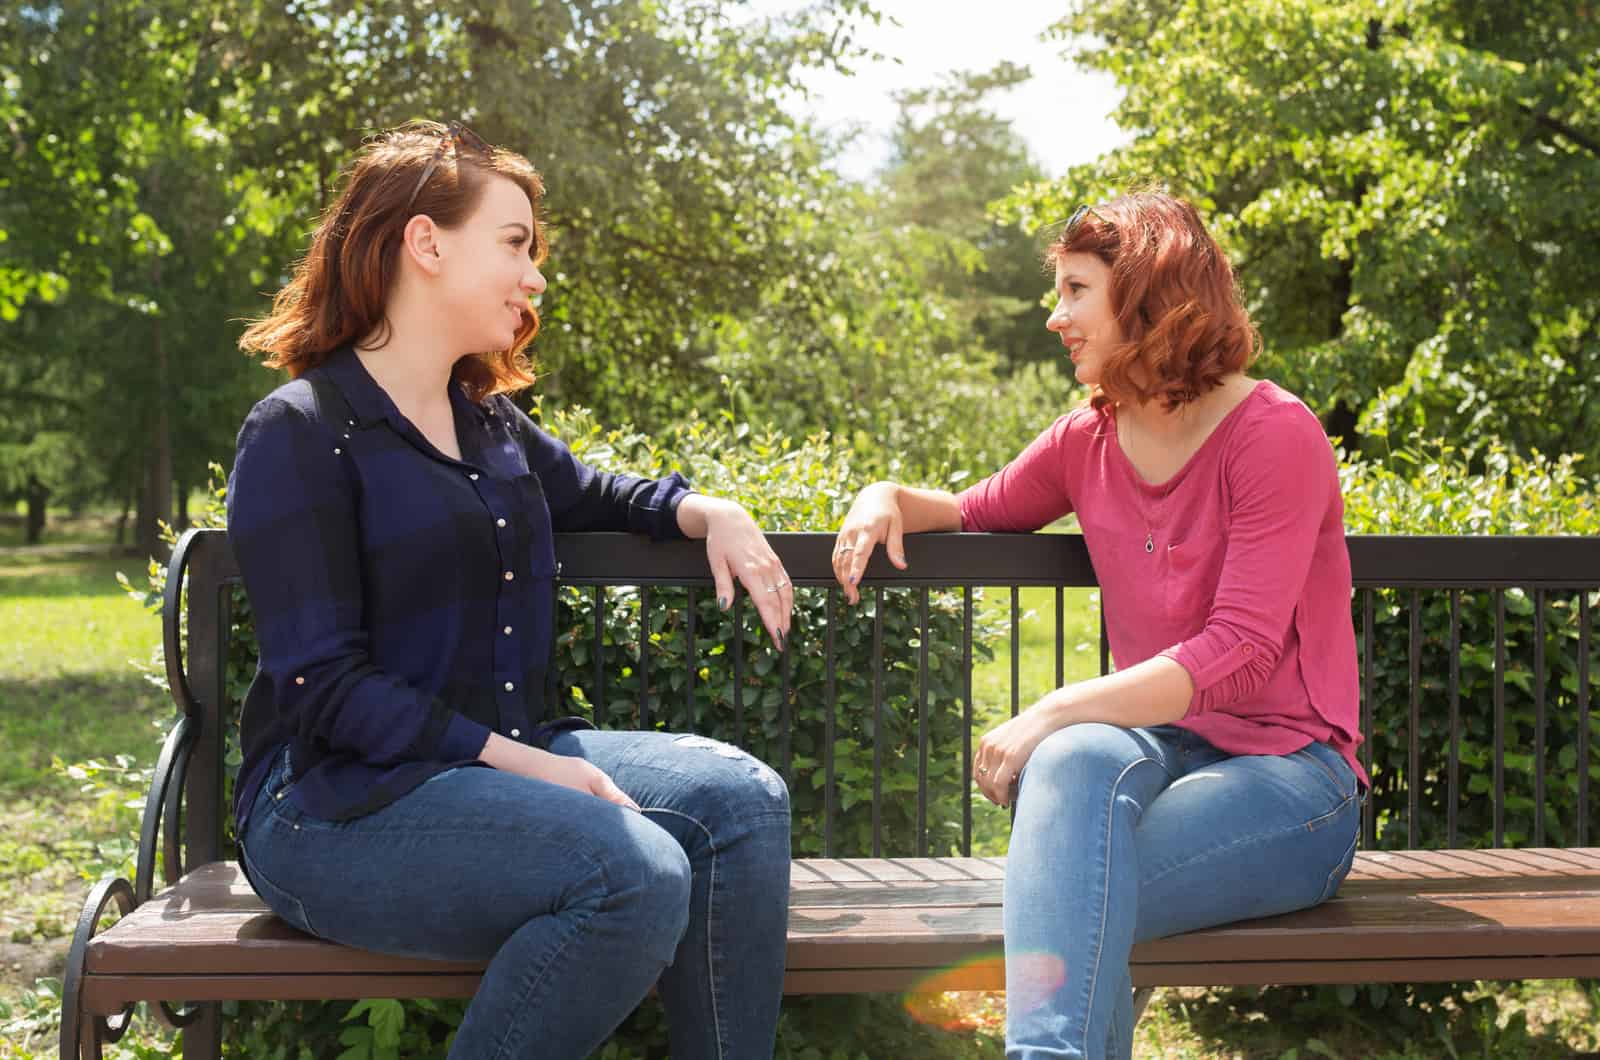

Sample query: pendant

[1144,533,1154,553]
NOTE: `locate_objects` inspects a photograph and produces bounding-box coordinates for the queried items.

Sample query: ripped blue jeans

[238,730,792,1060]
[1003,724,1361,1059]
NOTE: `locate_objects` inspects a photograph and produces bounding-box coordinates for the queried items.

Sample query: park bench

[63,527,1600,1058]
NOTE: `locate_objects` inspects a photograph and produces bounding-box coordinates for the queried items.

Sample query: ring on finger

[977,765,989,776]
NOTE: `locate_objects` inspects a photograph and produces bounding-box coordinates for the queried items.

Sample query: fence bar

[1099,606,1110,677]
[1361,589,1375,848]
[1494,589,1506,849]
[872,586,885,858]
[1011,587,1021,718]
[593,587,606,721]
[824,588,836,857]
[1448,590,1461,848]
[733,595,745,744]
[1055,587,1065,690]
[918,588,931,856]
[962,588,974,857]
[639,585,652,731]
[781,624,793,785]
[1580,593,1592,847]
[1534,589,1546,846]
[1408,589,1420,848]
[686,588,697,735]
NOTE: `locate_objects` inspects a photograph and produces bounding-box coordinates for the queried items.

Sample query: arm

[971,656,1194,805]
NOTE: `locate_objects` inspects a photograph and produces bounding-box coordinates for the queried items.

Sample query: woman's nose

[524,266,547,296]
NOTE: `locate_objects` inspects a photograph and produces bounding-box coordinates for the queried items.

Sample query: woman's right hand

[480,733,640,810]
[832,482,909,605]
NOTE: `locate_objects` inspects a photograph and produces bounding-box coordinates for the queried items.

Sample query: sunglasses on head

[404,121,492,213]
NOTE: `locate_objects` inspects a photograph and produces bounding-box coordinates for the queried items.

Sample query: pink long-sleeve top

[958,380,1366,786]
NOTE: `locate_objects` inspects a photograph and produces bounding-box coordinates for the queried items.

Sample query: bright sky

[753,0,1130,180]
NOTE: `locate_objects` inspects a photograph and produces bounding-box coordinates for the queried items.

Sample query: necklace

[1118,409,1174,554]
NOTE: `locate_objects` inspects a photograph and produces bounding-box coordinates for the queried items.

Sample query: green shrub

[1339,439,1600,850]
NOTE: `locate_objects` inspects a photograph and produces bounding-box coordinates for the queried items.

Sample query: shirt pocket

[1164,537,1223,618]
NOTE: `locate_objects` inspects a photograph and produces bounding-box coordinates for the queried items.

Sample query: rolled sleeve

[228,394,489,765]
[1159,405,1335,717]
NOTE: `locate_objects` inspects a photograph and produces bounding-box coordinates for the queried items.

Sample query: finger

[739,560,785,648]
[831,530,857,596]
[598,775,640,812]
[887,515,908,570]
[755,577,786,650]
[845,529,877,605]
[709,551,735,612]
[775,566,794,642]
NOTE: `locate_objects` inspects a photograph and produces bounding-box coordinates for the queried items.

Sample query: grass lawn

[0,523,1596,1057]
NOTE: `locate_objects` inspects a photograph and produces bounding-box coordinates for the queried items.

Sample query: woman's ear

[401,214,445,276]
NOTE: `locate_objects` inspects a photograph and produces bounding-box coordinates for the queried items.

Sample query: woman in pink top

[831,192,1362,1059]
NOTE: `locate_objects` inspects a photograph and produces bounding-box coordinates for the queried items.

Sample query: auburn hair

[239,120,547,401]
[1048,191,1259,412]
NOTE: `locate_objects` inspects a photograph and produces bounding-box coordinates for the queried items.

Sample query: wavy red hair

[1048,191,1258,412]
[239,120,547,401]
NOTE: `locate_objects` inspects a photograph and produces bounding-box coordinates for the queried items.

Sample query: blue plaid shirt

[227,347,691,833]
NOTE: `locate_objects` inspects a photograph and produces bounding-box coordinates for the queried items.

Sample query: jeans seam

[1083,755,1154,1053]
[642,806,723,1060]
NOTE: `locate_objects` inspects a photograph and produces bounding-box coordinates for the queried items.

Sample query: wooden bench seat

[79,848,1600,1020]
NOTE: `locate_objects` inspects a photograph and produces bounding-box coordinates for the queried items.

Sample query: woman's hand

[679,495,792,650]
[480,733,639,810]
[831,482,908,605]
[973,708,1059,808]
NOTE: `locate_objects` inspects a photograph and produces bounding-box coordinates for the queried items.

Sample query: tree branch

[1519,104,1600,158]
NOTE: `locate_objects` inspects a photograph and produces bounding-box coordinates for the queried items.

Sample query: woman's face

[432,174,547,353]
[1046,252,1124,387]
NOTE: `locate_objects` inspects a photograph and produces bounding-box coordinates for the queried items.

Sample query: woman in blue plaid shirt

[228,121,794,1059]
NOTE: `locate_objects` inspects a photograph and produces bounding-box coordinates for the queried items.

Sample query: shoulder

[1223,381,1337,481]
[237,377,344,450]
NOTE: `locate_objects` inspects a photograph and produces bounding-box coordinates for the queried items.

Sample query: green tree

[883,61,1051,370]
[1001,0,1600,463]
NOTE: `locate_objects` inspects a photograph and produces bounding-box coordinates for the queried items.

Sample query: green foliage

[544,404,1003,859]
[1002,0,1600,463]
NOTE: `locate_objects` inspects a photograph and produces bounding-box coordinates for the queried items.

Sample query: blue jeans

[239,730,792,1059]
[1003,724,1360,1059]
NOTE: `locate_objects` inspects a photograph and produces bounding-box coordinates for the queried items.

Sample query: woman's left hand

[697,498,792,650]
[973,708,1058,807]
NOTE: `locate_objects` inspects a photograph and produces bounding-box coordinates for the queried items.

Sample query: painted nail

[719,596,729,610]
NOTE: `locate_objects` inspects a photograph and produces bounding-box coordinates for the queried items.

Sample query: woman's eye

[1069,283,1086,294]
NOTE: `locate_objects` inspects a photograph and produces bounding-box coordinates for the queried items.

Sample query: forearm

[870,482,963,533]
[675,493,741,539]
[1034,655,1194,730]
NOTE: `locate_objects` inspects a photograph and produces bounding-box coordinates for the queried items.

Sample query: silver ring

[837,545,854,554]
[977,766,989,776]
[766,585,781,593]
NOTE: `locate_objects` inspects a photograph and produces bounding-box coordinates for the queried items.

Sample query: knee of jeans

[612,831,692,958]
[1024,722,1143,795]
[672,735,791,823]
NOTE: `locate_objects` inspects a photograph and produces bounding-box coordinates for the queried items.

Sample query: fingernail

[719,595,729,610]
[778,632,787,652]
[849,575,858,585]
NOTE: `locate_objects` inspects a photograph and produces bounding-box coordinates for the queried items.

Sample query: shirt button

[294,676,305,685]
[469,472,479,481]
[504,681,515,692]
[504,571,514,581]
[496,518,507,528]
[333,448,342,455]
[503,625,513,635]
[510,728,521,738]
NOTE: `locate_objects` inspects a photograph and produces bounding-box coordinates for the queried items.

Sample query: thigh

[1133,741,1360,943]
[241,763,684,961]
[548,728,790,835]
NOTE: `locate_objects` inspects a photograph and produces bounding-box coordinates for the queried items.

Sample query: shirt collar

[315,345,504,463]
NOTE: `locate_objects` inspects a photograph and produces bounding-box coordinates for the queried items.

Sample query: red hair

[240,120,547,401]
[1048,191,1258,412]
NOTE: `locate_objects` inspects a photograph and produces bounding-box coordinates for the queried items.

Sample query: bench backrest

[163,528,1600,875]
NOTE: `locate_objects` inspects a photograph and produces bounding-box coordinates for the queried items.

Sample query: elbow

[1189,647,1281,716]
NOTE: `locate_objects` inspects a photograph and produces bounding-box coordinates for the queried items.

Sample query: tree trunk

[24,475,48,545]
[176,476,190,531]
[115,483,133,547]
[136,308,174,560]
